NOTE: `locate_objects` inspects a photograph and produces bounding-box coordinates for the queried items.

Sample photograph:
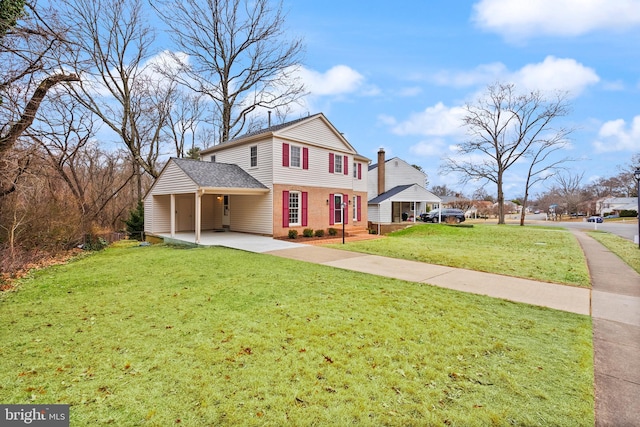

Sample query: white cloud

[389,102,467,137]
[409,139,448,157]
[593,116,640,152]
[473,0,640,40]
[431,56,599,96]
[513,56,599,95]
[297,65,365,96]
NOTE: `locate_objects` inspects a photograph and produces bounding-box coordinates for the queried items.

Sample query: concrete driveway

[157,231,305,253]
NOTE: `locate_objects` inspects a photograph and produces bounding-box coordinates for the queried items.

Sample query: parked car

[587,216,603,223]
[420,209,466,223]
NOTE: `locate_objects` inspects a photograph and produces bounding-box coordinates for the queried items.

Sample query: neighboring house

[596,197,638,215]
[367,149,440,224]
[144,113,370,243]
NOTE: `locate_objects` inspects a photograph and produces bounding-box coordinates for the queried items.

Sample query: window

[353,162,357,178]
[250,146,257,167]
[210,155,216,162]
[290,145,301,168]
[334,155,342,174]
[283,143,308,169]
[289,191,300,226]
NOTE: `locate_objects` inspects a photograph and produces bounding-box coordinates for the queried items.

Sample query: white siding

[150,162,197,195]
[385,158,426,190]
[274,141,358,191]
[368,158,428,200]
[201,194,218,230]
[145,194,171,233]
[368,204,380,223]
[278,116,351,152]
[212,139,274,187]
[230,193,272,234]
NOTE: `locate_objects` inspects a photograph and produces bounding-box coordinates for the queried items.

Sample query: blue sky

[278,0,640,198]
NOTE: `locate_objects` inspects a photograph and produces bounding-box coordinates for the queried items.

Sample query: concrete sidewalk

[266,245,591,315]
[571,230,640,427]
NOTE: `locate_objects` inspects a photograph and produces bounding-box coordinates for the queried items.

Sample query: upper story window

[290,145,301,168]
[250,146,257,167]
[334,155,343,174]
[329,153,349,175]
[282,143,308,169]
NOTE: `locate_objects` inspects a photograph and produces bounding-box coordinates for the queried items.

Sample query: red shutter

[302,192,308,226]
[282,143,289,167]
[329,153,334,173]
[357,196,362,221]
[329,193,335,225]
[344,156,348,175]
[303,147,309,170]
[343,194,349,224]
[358,163,362,180]
[282,191,289,228]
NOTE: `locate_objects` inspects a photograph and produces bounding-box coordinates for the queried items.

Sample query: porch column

[195,190,202,244]
[170,194,176,237]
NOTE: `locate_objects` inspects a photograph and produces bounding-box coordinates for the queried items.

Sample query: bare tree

[0,0,78,195]
[28,94,135,227]
[61,0,164,200]
[164,90,206,158]
[442,83,571,224]
[152,0,305,144]
[518,134,573,226]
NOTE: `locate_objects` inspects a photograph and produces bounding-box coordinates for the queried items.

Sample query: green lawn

[328,224,591,287]
[0,242,593,426]
[588,231,640,274]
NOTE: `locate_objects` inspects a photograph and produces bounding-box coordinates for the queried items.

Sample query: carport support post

[195,190,202,244]
[170,194,176,238]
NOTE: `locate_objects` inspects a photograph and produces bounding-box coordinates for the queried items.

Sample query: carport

[144,158,270,244]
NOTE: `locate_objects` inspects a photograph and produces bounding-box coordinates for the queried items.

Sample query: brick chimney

[377,148,386,196]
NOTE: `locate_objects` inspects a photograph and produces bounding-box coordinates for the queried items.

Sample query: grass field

[0,242,593,426]
[588,230,640,274]
[328,224,591,287]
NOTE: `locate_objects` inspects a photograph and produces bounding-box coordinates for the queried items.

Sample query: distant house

[144,113,370,243]
[596,197,638,215]
[367,149,440,224]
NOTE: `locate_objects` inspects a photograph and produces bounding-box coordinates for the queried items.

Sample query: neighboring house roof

[171,158,268,190]
[369,184,440,204]
[368,156,414,171]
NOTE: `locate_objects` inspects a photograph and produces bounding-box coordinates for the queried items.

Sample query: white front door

[333,194,343,224]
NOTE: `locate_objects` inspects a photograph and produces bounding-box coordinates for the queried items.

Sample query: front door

[333,194,343,224]
[222,195,230,228]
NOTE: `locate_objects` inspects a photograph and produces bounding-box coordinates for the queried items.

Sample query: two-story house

[367,149,440,225]
[144,113,370,243]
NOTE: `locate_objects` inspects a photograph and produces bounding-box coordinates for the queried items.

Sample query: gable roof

[368,184,440,204]
[200,113,368,161]
[171,158,268,190]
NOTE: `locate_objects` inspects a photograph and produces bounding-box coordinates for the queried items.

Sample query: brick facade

[273,184,368,237]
